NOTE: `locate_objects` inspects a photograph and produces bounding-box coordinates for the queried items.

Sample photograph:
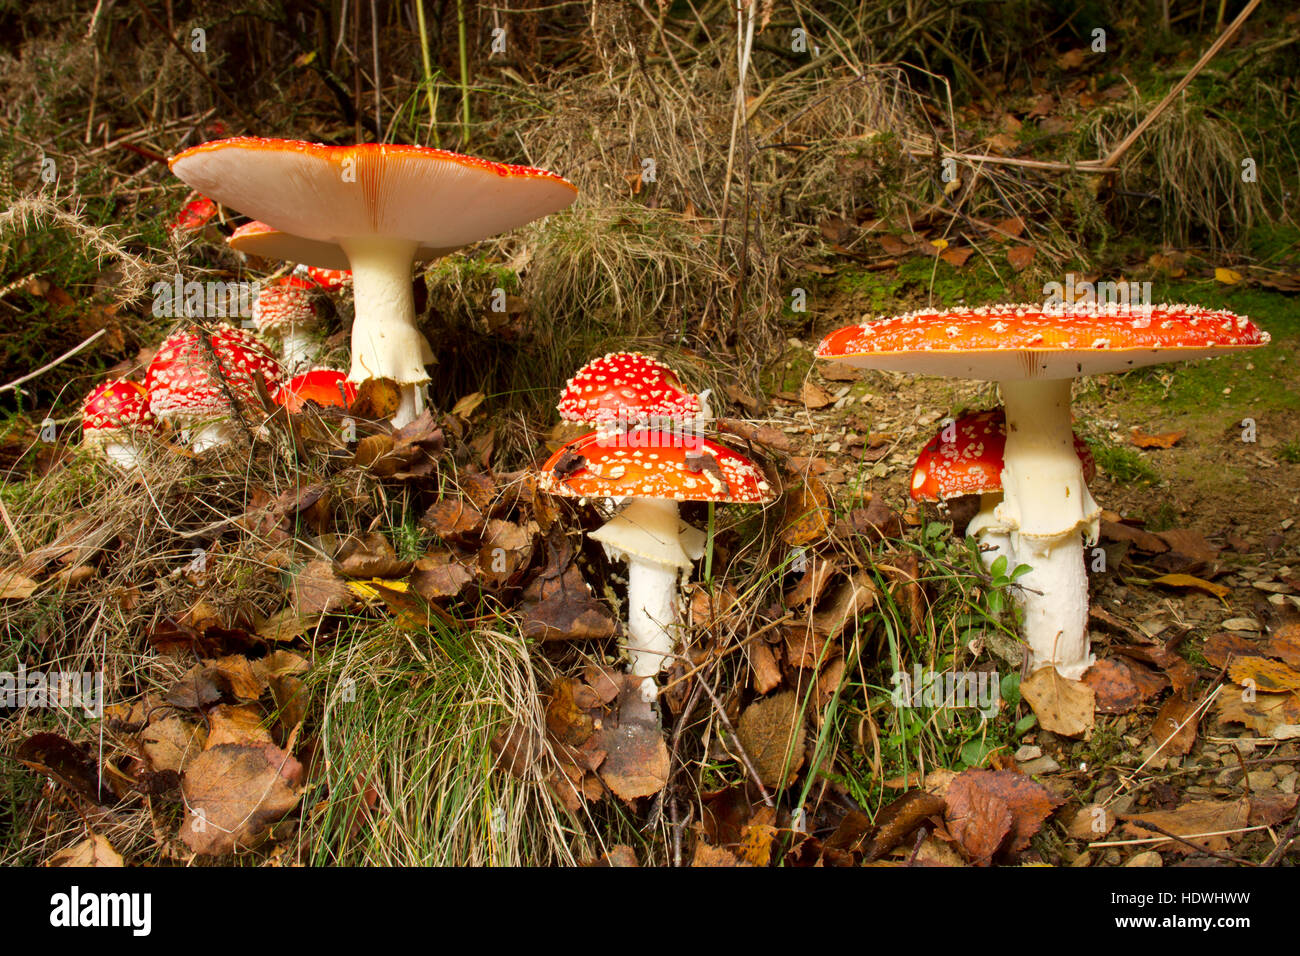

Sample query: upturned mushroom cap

[275,368,357,414]
[172,138,577,253]
[81,379,155,441]
[540,430,772,504]
[557,352,702,427]
[146,326,283,423]
[229,220,440,273]
[229,221,353,271]
[911,408,1096,501]
[817,303,1270,380]
[252,275,319,337]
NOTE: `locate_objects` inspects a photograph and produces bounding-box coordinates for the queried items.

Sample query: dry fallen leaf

[736,691,807,789]
[1151,573,1230,601]
[1228,656,1300,694]
[1021,667,1095,738]
[1213,267,1243,285]
[1130,427,1186,449]
[180,742,303,855]
[944,769,1062,864]
[1006,245,1035,271]
[1119,798,1250,854]
[1215,689,1300,736]
[779,475,832,547]
[45,833,124,868]
[1150,689,1200,757]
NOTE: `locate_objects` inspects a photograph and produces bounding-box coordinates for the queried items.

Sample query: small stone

[1070,850,1093,867]
[1273,764,1295,777]
[1279,772,1298,794]
[1019,755,1061,775]
[1222,617,1261,632]
[1014,744,1043,762]
[1247,769,1277,790]
[1125,851,1164,867]
[1215,768,1241,786]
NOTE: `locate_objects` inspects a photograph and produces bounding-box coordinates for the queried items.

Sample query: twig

[1128,820,1256,865]
[1098,0,1261,169]
[697,677,775,809]
[0,329,106,395]
[1090,825,1270,848]
[904,146,1114,174]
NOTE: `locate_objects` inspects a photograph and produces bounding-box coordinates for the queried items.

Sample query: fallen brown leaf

[1021,667,1095,738]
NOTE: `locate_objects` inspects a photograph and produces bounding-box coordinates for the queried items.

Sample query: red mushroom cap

[910,408,1096,501]
[539,430,772,504]
[817,303,1270,380]
[275,368,357,414]
[557,352,702,427]
[305,266,352,291]
[252,275,319,336]
[146,326,283,422]
[169,193,218,234]
[81,379,155,438]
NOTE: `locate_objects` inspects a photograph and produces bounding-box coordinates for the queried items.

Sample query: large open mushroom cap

[173,138,577,251]
[911,407,1095,501]
[818,303,1270,380]
[229,220,455,271]
[540,430,772,504]
[557,352,702,426]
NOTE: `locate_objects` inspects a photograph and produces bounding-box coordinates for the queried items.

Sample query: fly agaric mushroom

[275,368,357,414]
[252,274,322,371]
[169,193,218,234]
[818,302,1269,678]
[558,352,705,433]
[912,408,1096,574]
[540,429,772,699]
[81,379,157,469]
[171,138,576,428]
[146,326,283,452]
[305,266,352,291]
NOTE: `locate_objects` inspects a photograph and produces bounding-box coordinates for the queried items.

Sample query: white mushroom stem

[89,437,145,471]
[965,492,1016,573]
[277,330,318,373]
[589,497,706,701]
[994,378,1100,679]
[340,237,434,429]
[186,421,240,453]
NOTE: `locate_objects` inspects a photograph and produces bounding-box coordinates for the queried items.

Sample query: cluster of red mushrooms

[76,137,1274,689]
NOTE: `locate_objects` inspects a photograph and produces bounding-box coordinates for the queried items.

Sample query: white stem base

[996,378,1100,678]
[279,330,317,373]
[967,492,1016,572]
[98,439,144,471]
[186,421,238,453]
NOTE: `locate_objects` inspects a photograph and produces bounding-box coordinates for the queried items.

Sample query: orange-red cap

[540,430,772,504]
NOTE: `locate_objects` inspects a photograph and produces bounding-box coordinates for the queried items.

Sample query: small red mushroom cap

[169,193,218,234]
[81,379,155,439]
[539,430,772,504]
[252,275,319,336]
[911,408,1096,501]
[146,326,283,422]
[305,266,352,291]
[275,368,357,414]
[557,353,702,428]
